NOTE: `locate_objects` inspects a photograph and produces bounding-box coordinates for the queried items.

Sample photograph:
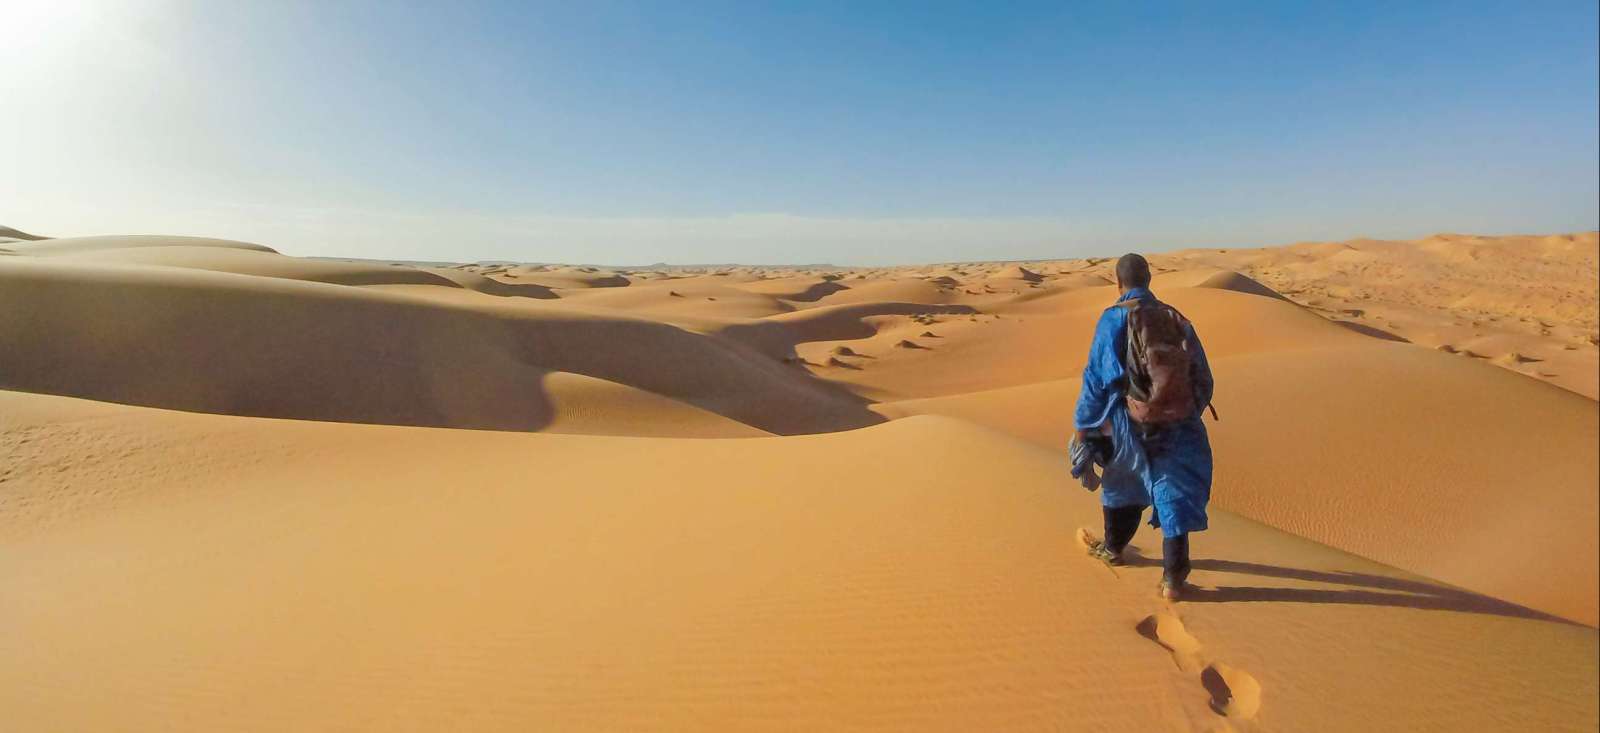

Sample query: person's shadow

[1120,551,1573,625]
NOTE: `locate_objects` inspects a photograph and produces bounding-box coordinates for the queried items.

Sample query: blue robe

[1073,287,1214,537]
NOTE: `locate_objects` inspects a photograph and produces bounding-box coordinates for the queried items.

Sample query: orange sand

[1,229,1596,730]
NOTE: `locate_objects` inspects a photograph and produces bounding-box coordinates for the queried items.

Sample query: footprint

[1074,527,1122,577]
[1137,612,1203,672]
[1202,662,1262,719]
[1097,539,1264,721]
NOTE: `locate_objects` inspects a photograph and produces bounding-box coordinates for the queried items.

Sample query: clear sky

[3,0,1596,265]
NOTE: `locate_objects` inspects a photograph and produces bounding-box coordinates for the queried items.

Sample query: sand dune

[10,233,273,255]
[537,371,772,437]
[787,276,968,306]
[552,278,795,318]
[1150,268,1290,301]
[1,398,1593,730]
[0,253,878,435]
[505,266,632,289]
[731,274,852,302]
[1162,232,1600,398]
[31,237,561,299]
[1,226,1596,729]
[859,284,1599,626]
[988,264,1045,283]
[0,224,47,242]
[707,301,981,365]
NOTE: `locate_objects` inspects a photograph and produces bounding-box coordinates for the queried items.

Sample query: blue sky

[2,0,1596,264]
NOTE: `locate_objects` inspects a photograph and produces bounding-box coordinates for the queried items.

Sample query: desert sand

[1,228,1596,731]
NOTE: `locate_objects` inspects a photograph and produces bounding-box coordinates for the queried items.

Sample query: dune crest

[0,224,48,241]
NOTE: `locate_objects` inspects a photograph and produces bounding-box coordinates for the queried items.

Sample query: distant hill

[0,225,47,241]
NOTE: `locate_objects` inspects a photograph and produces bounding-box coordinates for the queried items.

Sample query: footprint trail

[1137,612,1204,672]
[1133,613,1263,721]
[1078,525,1264,722]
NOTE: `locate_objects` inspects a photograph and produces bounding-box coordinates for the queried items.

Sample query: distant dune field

[1,229,1595,731]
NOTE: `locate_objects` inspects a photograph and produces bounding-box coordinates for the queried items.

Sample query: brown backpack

[1118,299,1197,425]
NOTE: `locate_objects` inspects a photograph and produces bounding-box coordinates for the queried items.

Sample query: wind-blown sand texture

[2,230,1596,731]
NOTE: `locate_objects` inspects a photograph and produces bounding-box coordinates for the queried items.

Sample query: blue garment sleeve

[1074,307,1126,430]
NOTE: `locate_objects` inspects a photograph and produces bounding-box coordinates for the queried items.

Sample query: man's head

[1115,253,1151,292]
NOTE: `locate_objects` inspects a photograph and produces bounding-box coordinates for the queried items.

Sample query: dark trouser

[1103,505,1191,585]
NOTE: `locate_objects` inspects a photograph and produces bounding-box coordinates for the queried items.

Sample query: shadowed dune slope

[803,277,967,306]
[0,225,48,241]
[730,275,852,302]
[0,257,877,435]
[1151,268,1291,301]
[713,301,981,358]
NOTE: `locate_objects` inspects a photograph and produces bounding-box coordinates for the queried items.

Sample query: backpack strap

[1117,299,1149,401]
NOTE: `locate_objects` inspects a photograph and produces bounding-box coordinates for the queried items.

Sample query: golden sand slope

[2,393,1594,731]
[1,229,1596,729]
[1158,232,1600,399]
[856,285,1599,626]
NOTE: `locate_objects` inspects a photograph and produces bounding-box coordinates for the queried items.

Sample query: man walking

[1073,253,1215,600]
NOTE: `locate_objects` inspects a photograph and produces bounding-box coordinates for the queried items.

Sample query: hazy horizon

[4,1,1596,266]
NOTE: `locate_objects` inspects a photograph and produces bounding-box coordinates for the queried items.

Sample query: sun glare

[1,0,96,57]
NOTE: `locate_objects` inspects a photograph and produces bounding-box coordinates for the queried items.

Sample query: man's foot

[1159,578,1187,600]
[1086,541,1125,566]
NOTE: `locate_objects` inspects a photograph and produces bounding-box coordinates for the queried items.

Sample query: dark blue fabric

[1068,435,1111,491]
[1073,287,1214,537]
